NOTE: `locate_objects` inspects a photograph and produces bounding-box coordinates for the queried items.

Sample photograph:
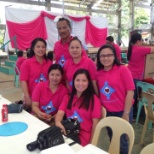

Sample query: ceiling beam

[0,0,116,15]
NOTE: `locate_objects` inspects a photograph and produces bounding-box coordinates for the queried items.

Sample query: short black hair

[57,17,71,29]
[17,50,24,57]
[106,36,114,42]
[48,64,64,75]
[47,51,53,61]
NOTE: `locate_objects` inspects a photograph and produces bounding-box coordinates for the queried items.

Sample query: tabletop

[0,97,82,154]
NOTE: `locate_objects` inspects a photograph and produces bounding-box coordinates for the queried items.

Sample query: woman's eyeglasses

[100,54,114,59]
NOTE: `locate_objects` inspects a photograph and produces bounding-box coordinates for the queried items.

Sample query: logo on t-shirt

[41,101,56,114]
[100,81,115,100]
[58,55,66,67]
[68,111,83,123]
[69,80,73,87]
[35,73,47,83]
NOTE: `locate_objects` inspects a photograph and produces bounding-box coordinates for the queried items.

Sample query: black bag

[27,125,64,151]
[62,118,80,144]
[7,104,23,113]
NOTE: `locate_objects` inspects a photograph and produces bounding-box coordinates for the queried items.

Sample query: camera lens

[26,140,38,151]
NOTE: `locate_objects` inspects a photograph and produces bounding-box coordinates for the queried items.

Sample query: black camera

[26,125,64,151]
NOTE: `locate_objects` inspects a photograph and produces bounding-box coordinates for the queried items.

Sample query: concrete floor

[0,72,153,154]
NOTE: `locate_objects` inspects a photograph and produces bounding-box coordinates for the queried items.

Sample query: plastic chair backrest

[140,143,154,154]
[91,116,134,154]
[136,81,154,94]
[141,92,154,121]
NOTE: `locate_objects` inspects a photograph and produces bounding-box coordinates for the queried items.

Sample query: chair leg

[140,117,148,145]
[136,101,143,124]
[148,121,152,130]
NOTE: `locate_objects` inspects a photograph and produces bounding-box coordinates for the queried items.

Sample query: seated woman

[55,69,102,146]
[31,64,69,123]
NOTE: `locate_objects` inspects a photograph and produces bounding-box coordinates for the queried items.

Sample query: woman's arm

[122,90,134,122]
[150,47,154,53]
[21,81,31,107]
[55,110,66,135]
[90,118,100,142]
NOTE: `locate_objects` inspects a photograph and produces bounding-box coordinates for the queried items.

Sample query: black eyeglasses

[100,54,114,59]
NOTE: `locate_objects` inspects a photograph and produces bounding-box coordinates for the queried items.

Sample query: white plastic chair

[91,116,134,154]
[140,143,154,154]
[140,92,154,145]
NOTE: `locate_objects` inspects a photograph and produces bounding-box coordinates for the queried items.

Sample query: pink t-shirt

[16,57,27,72]
[96,65,135,112]
[113,43,121,61]
[64,56,96,91]
[53,36,87,67]
[127,46,151,80]
[20,56,52,97]
[32,81,68,115]
[59,94,101,146]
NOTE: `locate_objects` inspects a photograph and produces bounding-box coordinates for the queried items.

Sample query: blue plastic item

[0,122,28,136]
[136,81,154,129]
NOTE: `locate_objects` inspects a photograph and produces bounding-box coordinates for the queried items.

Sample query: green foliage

[134,8,149,28]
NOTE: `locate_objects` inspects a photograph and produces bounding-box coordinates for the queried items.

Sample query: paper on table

[76,144,109,154]
[39,143,76,154]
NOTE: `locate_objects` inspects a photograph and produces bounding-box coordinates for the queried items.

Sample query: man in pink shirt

[106,36,121,61]
[54,18,86,67]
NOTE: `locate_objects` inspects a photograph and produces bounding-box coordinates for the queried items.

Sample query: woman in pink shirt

[55,69,101,146]
[20,38,52,109]
[96,44,134,154]
[64,37,98,95]
[31,64,68,123]
[127,33,154,116]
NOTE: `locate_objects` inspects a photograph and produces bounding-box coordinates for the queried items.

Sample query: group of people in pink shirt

[17,17,152,154]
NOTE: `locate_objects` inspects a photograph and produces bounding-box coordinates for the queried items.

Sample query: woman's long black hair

[67,69,95,111]
[96,44,121,70]
[127,33,142,61]
[28,37,47,59]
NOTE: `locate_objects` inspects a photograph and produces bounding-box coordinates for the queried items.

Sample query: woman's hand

[37,112,48,120]
[24,95,32,107]
[122,113,129,122]
[55,121,66,135]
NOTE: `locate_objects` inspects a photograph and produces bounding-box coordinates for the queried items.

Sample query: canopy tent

[4,7,108,51]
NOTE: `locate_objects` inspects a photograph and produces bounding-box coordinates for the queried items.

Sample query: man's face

[57,20,71,40]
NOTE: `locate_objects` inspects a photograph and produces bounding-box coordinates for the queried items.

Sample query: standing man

[53,17,86,67]
[106,36,121,62]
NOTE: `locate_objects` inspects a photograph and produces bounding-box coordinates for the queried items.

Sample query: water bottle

[1,104,8,122]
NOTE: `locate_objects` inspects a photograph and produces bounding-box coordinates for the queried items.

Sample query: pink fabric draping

[86,20,108,47]
[67,15,89,21]
[6,11,107,49]
[7,13,47,50]
[41,11,56,20]
[68,15,107,47]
